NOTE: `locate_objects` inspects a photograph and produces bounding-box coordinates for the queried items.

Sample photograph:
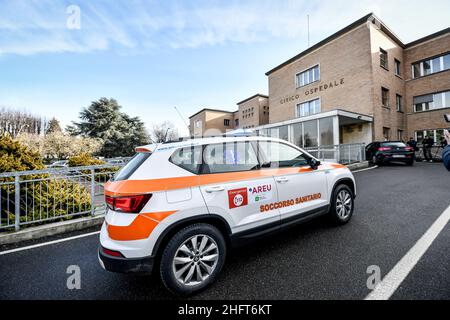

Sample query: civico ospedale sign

[280,78,345,104]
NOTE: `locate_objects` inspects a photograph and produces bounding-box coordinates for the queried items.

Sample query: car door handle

[275,177,289,183]
[205,186,225,193]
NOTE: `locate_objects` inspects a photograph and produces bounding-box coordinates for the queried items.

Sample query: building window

[394,59,401,76]
[423,60,431,76]
[380,48,388,69]
[381,87,390,107]
[195,120,201,128]
[396,94,402,112]
[296,65,320,88]
[319,117,333,146]
[296,98,321,118]
[413,90,450,112]
[224,119,230,126]
[292,123,303,147]
[304,120,318,147]
[415,129,446,145]
[383,127,390,140]
[397,130,403,141]
[235,119,239,127]
[412,53,450,78]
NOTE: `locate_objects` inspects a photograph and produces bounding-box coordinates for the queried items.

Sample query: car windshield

[381,142,406,147]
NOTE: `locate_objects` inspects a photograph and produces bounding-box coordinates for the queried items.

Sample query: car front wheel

[159,223,226,296]
[329,184,354,224]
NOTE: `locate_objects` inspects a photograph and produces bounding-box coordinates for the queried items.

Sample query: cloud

[0,0,449,56]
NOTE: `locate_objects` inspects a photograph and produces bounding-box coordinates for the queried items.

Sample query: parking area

[0,162,449,300]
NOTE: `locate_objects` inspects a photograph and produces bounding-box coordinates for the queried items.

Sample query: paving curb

[346,161,369,171]
[0,215,104,246]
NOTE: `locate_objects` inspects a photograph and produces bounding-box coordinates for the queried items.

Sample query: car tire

[328,184,354,225]
[372,155,379,165]
[406,160,414,166]
[159,223,226,296]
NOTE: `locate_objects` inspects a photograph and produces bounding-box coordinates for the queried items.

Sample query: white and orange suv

[98,135,356,295]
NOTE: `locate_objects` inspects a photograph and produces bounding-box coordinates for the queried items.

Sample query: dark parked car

[366,141,415,166]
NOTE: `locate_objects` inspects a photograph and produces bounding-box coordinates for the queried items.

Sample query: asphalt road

[1,162,449,300]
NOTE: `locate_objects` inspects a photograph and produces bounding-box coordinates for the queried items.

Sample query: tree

[46,117,62,134]
[16,132,102,160]
[68,98,150,157]
[0,133,44,173]
[0,107,47,138]
[150,121,179,143]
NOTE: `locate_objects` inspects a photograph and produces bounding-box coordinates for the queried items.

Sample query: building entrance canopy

[254,109,373,148]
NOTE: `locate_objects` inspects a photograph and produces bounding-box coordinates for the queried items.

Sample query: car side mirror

[310,158,321,170]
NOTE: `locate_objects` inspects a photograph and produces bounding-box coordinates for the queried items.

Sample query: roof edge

[265,13,375,76]
[188,108,235,119]
[237,93,269,105]
[405,27,450,48]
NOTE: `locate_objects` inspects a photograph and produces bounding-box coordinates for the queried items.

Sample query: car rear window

[112,152,151,181]
[381,142,406,147]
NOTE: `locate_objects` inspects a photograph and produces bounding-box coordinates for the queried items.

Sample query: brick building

[189,13,450,147]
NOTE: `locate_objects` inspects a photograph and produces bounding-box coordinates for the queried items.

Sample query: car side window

[170,145,203,174]
[202,141,259,174]
[258,141,309,168]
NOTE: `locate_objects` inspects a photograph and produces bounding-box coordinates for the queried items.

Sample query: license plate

[393,155,405,158]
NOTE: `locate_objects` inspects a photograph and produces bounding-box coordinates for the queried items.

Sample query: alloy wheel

[172,234,219,286]
[336,190,352,220]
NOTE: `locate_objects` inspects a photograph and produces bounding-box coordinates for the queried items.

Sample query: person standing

[443,130,450,171]
[423,135,434,162]
[440,136,448,148]
[407,137,418,160]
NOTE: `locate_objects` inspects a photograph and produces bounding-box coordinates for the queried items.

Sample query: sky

[1,0,449,136]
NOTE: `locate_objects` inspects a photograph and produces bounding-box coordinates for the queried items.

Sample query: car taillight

[105,194,151,213]
[405,146,414,151]
[105,195,115,209]
[378,147,391,151]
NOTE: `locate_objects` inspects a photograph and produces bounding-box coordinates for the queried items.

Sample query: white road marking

[0,231,100,255]
[365,204,450,300]
[352,165,378,173]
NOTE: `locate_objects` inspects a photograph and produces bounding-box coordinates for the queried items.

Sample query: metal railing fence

[304,143,366,164]
[0,164,123,232]
[414,145,445,161]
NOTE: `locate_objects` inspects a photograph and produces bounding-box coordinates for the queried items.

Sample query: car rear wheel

[159,223,226,296]
[371,155,379,165]
[329,184,354,225]
[406,160,414,166]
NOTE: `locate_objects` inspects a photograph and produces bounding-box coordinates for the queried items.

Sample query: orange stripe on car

[104,165,340,197]
[107,211,176,241]
[330,164,346,169]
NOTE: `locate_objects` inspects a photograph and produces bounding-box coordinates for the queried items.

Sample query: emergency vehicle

[98,135,356,295]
